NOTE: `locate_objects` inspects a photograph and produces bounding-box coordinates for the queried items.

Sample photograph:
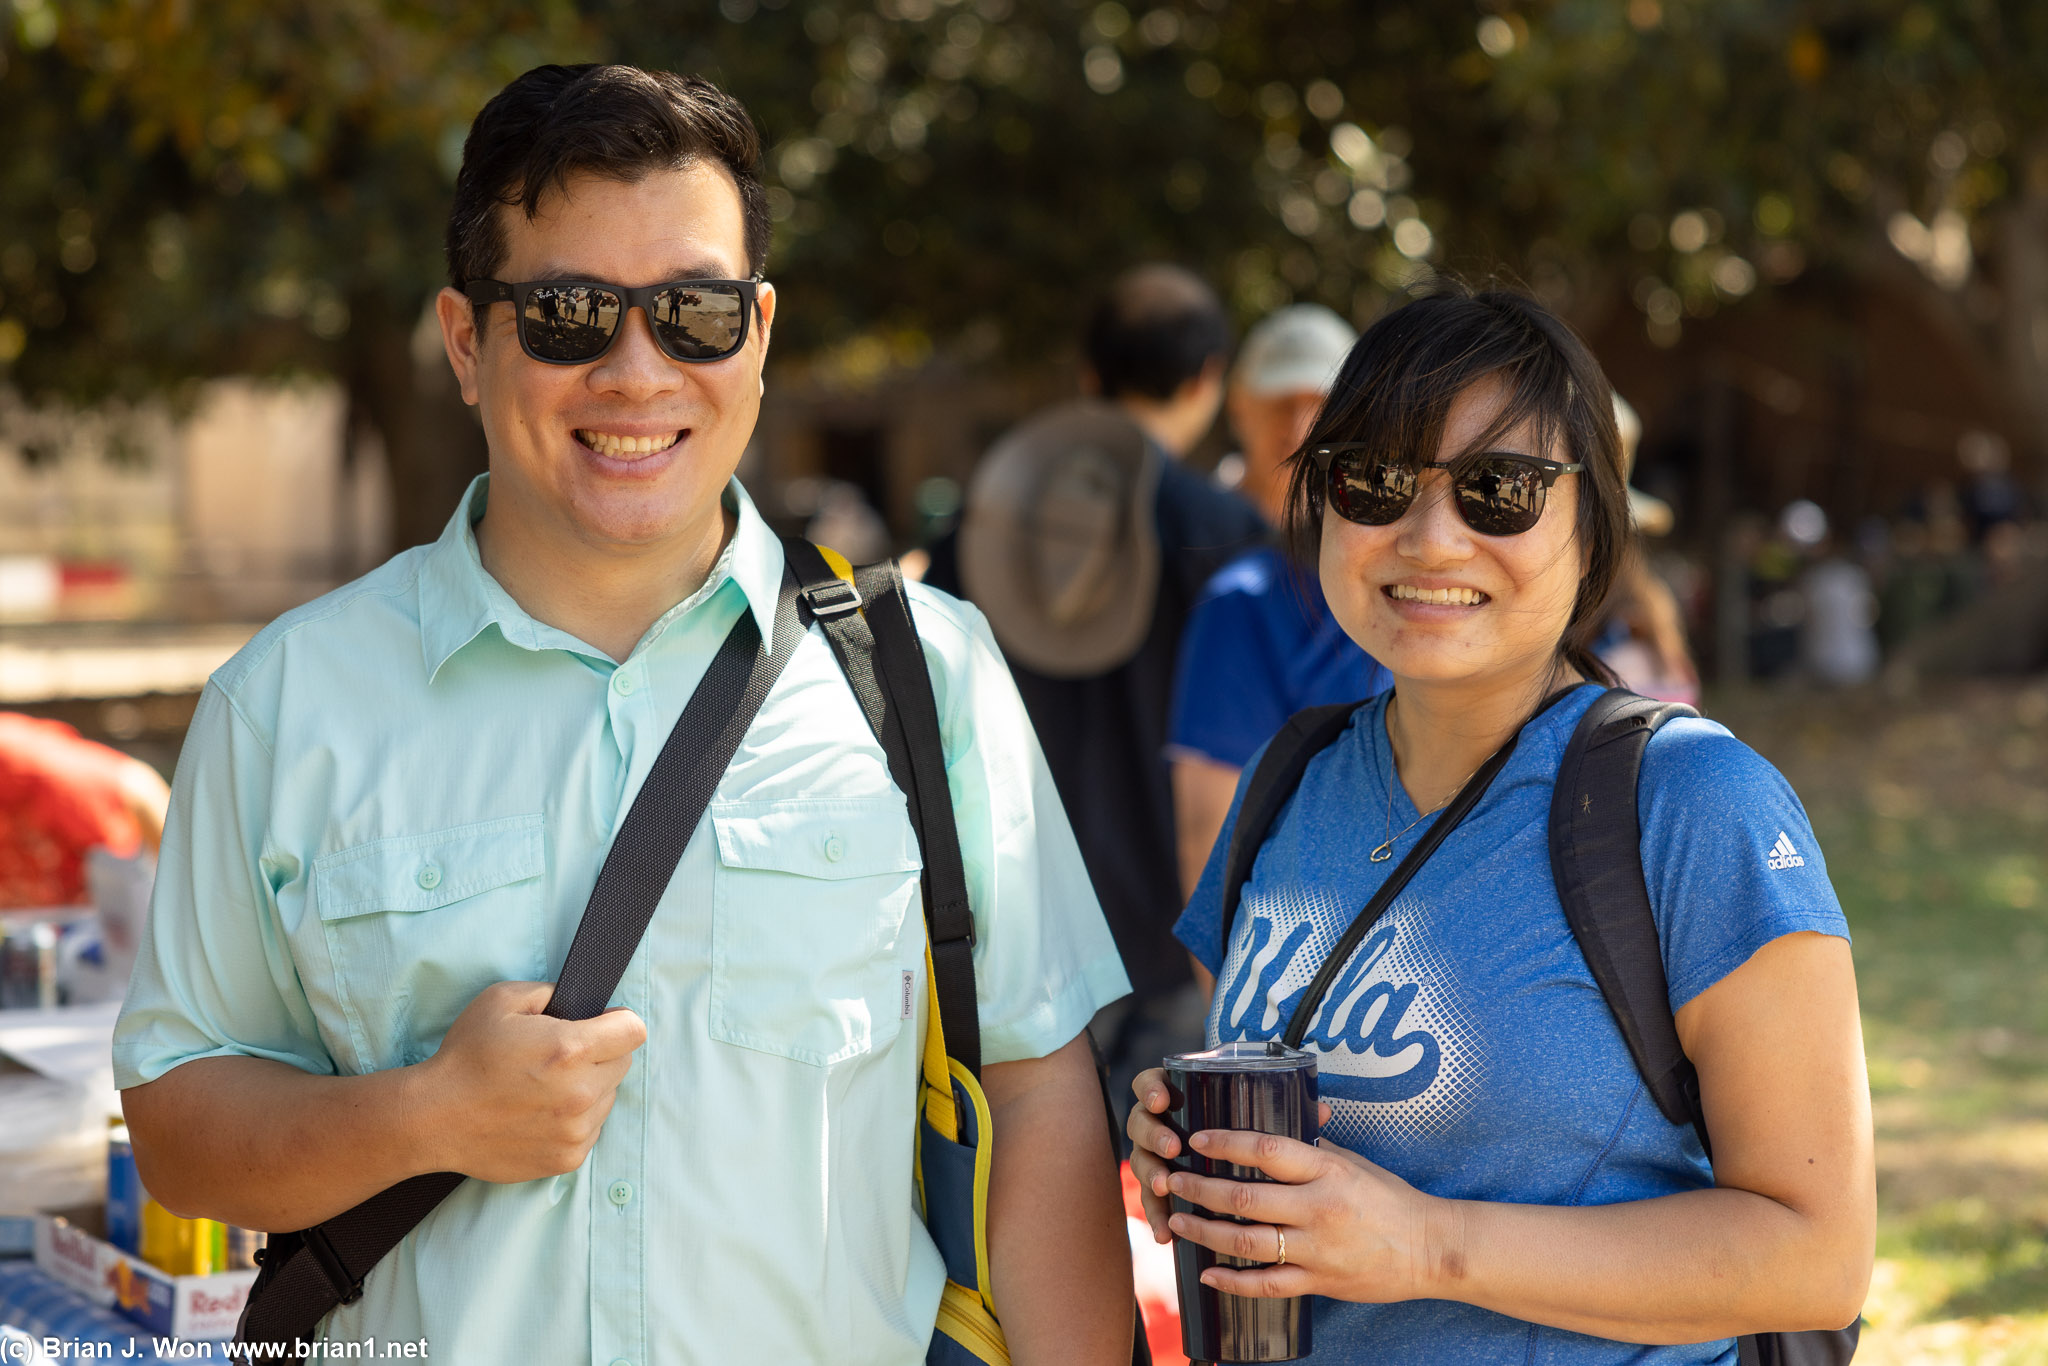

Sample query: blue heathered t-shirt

[1169,546,1394,769]
[1173,685,1850,1365]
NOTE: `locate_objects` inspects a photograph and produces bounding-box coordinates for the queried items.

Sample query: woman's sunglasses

[463,275,763,365]
[1311,443,1585,537]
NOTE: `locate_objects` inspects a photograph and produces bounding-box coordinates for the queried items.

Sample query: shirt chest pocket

[312,814,547,1073]
[708,798,923,1066]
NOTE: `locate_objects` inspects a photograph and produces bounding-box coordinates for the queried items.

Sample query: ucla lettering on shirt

[1206,889,1486,1152]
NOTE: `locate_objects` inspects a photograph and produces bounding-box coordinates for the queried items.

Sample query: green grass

[1712,681,2048,1363]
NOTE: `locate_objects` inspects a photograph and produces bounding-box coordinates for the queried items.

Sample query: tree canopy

[4,0,2045,542]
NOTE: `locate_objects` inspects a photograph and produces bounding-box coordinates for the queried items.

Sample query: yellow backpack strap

[818,544,856,584]
[922,945,959,1137]
[802,541,960,1134]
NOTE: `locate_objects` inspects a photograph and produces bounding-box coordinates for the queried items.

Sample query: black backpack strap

[1281,700,1541,1046]
[1558,695,1866,1364]
[1548,688,1706,1144]
[237,570,809,1351]
[1217,702,1363,962]
[784,538,982,1078]
[788,541,1152,1365]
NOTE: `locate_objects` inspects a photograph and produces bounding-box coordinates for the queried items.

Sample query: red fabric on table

[0,713,144,908]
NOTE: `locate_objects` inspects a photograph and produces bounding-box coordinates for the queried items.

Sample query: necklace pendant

[1369,841,1394,863]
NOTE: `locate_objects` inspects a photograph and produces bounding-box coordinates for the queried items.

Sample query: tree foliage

[3,0,2046,543]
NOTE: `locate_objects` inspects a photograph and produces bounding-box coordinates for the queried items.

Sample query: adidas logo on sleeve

[1766,832,1807,870]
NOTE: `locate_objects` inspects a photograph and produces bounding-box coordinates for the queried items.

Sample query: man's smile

[574,428,684,458]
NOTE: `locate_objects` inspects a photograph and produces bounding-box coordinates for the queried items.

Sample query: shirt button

[823,835,845,863]
[611,670,636,696]
[607,1180,633,1207]
[608,1359,633,1366]
[416,864,442,890]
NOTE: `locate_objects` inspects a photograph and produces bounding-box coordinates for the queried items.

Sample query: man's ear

[755,281,777,395]
[435,286,485,407]
[754,280,777,347]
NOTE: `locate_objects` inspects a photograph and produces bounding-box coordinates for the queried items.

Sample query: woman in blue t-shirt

[1126,286,1873,1364]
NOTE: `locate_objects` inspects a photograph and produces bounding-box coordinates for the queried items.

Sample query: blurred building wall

[178,381,389,617]
[0,379,389,624]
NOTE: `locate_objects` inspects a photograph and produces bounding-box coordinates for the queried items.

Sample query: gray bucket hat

[958,399,1162,678]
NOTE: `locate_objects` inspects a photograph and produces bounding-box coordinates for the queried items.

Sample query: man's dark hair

[1083,264,1233,401]
[446,64,770,291]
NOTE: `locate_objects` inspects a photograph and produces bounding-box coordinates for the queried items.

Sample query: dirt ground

[1712,677,2048,1364]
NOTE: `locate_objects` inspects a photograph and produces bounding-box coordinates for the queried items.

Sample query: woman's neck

[1384,655,1582,811]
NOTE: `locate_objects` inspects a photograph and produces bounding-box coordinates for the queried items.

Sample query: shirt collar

[417,473,786,681]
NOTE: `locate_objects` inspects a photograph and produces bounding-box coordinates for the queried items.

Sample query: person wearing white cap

[1221,303,1365,525]
[1167,304,1392,911]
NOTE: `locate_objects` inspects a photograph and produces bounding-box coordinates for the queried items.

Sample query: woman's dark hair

[1283,283,1633,686]
[445,64,771,291]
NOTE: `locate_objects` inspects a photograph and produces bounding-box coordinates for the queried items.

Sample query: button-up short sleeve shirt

[114,475,1130,1365]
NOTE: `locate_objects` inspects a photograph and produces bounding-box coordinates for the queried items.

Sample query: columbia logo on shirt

[1767,832,1806,870]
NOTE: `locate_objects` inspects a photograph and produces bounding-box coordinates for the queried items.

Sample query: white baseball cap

[1234,303,1357,396]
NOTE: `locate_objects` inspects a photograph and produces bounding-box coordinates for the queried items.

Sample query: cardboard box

[34,1205,256,1340]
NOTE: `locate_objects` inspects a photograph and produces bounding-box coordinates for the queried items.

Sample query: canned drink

[1162,1041,1319,1364]
[0,921,59,1010]
[140,1197,191,1273]
[107,1125,144,1254]
[225,1224,267,1271]
[141,1200,225,1275]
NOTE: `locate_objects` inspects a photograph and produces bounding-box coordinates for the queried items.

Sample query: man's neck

[1116,395,1203,458]
[474,492,737,664]
[1239,457,1290,526]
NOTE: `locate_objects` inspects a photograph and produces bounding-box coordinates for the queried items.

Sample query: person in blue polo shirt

[1168,304,1391,904]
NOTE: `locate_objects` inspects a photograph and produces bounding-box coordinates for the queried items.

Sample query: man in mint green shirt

[116,64,1134,1365]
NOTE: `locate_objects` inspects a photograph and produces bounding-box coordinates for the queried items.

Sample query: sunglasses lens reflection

[1454,458,1547,536]
[1327,450,1419,526]
[520,285,623,361]
[1323,450,1551,536]
[651,285,745,360]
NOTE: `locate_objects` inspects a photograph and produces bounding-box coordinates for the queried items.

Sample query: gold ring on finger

[1274,1226,1287,1266]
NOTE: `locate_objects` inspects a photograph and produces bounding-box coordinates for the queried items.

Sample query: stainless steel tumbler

[1162,1041,1318,1364]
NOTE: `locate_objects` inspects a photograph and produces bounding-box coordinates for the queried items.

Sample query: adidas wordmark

[1767,832,1806,870]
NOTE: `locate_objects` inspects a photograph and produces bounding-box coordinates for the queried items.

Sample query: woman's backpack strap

[1218,701,1365,962]
[1555,691,1865,1362]
[1547,688,1704,1141]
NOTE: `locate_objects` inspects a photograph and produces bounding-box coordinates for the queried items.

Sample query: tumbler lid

[1164,1040,1315,1072]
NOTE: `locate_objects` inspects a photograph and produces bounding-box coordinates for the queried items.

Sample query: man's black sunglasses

[463,275,764,365]
[1311,443,1585,537]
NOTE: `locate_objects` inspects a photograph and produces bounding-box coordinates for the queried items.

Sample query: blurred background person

[928,263,1265,1107]
[1788,501,1882,688]
[1595,395,1700,705]
[1168,304,1391,905]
